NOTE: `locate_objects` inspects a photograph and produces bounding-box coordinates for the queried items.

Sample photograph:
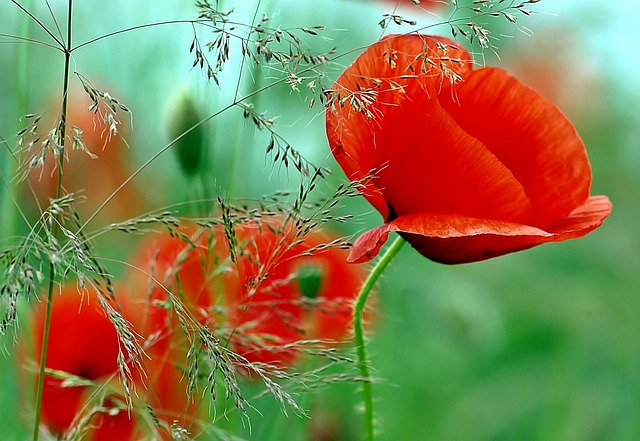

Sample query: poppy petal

[388,213,553,264]
[373,86,534,224]
[348,224,394,264]
[348,215,549,264]
[439,67,592,227]
[544,195,612,237]
[326,34,474,219]
[349,194,611,264]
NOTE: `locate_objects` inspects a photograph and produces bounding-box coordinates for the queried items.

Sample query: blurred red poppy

[126,226,215,333]
[385,0,444,11]
[30,280,204,439]
[222,219,366,367]
[25,87,146,223]
[325,34,612,264]
[120,226,215,435]
[118,287,203,440]
[31,286,136,439]
[503,28,604,122]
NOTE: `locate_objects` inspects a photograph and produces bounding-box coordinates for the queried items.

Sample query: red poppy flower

[30,286,136,439]
[25,87,146,223]
[126,226,214,335]
[222,219,366,366]
[30,282,203,440]
[384,0,444,11]
[120,227,214,434]
[325,34,612,264]
[118,287,203,440]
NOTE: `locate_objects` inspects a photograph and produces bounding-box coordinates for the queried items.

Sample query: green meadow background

[1,0,638,440]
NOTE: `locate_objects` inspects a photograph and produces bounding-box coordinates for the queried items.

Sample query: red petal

[439,68,592,228]
[326,34,473,219]
[349,195,611,264]
[36,289,120,379]
[348,224,393,263]
[90,409,137,441]
[33,288,122,435]
[387,213,551,264]
[374,87,534,224]
[544,195,612,237]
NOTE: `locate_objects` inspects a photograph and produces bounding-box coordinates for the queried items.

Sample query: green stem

[1,0,32,246]
[32,2,73,439]
[353,235,405,441]
[32,265,55,441]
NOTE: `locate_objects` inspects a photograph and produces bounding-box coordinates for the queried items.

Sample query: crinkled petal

[375,87,534,224]
[327,34,473,218]
[389,214,553,264]
[544,195,612,237]
[349,195,611,264]
[439,67,592,227]
[348,224,395,263]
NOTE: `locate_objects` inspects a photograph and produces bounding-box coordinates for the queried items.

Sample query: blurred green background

[1,0,638,440]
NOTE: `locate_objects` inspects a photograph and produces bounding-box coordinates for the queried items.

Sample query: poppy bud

[167,90,206,178]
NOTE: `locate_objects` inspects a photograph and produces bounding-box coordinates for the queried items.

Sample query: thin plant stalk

[32,268,55,441]
[32,1,73,439]
[353,235,405,441]
[1,0,32,243]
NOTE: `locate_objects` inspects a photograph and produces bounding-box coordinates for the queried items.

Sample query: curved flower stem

[32,2,73,440]
[353,235,406,441]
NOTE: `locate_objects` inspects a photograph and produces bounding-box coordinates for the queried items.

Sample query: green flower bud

[167,91,205,177]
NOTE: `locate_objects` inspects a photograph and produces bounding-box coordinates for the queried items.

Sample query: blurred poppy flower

[364,0,445,11]
[119,226,215,435]
[30,281,204,439]
[325,34,612,264]
[30,286,136,439]
[25,86,146,223]
[385,0,444,11]
[126,225,215,335]
[222,219,366,366]
[118,286,203,439]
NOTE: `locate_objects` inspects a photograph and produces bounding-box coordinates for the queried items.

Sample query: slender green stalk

[32,2,73,439]
[1,0,32,248]
[353,235,405,441]
[32,265,55,441]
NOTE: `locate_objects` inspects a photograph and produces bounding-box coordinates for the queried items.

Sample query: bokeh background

[1,0,638,440]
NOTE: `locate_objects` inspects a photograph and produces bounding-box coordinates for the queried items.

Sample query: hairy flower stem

[353,235,405,441]
[32,2,73,440]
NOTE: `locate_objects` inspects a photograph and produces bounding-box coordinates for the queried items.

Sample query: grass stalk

[32,1,73,439]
